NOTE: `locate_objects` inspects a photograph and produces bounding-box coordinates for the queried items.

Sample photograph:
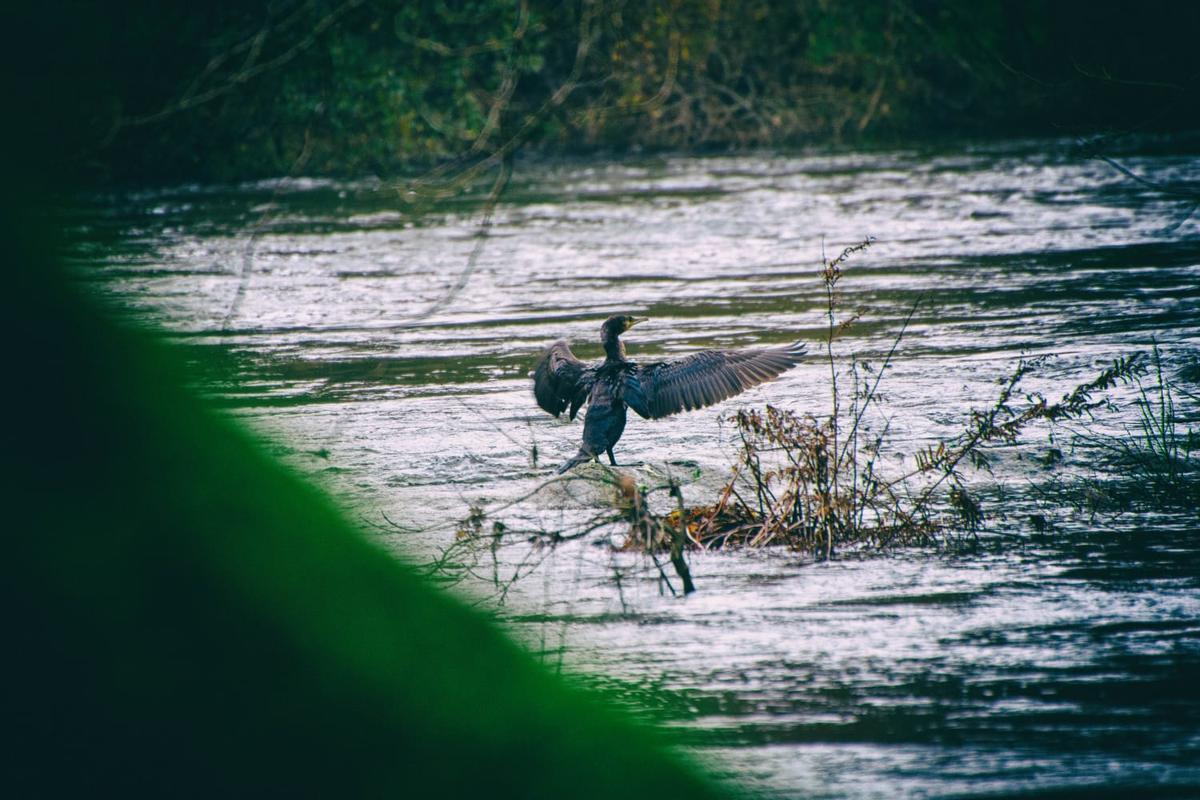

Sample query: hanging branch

[121,0,366,130]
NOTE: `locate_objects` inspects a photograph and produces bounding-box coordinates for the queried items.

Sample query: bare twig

[123,1,366,129]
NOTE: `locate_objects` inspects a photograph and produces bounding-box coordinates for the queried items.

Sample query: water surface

[68,139,1200,798]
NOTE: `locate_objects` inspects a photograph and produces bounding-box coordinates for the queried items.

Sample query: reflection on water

[69,139,1200,797]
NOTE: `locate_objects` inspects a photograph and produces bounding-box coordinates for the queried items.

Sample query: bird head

[601,314,648,340]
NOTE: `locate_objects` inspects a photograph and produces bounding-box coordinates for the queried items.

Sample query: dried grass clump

[672,348,1147,558]
[675,405,940,555]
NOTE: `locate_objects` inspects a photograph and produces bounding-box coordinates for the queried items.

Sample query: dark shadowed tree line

[17,0,1200,184]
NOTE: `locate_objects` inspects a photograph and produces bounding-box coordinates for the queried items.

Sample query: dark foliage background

[11,0,1200,184]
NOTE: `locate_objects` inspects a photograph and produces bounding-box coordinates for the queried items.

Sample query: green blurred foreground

[3,222,725,796]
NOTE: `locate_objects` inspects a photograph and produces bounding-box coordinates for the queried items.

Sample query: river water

[68,139,1200,798]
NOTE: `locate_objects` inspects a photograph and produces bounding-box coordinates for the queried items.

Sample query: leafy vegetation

[26,0,1200,184]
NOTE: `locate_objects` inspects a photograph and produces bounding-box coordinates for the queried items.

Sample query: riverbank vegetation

[27,0,1200,184]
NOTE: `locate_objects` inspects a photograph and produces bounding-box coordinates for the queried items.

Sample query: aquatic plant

[653,241,1151,558]
[673,355,1150,557]
[441,242,1176,593]
[1054,344,1200,514]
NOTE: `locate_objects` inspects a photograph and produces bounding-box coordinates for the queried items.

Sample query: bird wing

[532,339,596,420]
[624,342,806,420]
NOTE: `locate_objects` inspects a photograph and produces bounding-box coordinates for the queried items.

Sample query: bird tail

[556,448,594,474]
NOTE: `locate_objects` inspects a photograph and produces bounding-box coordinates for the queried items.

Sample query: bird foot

[608,460,643,468]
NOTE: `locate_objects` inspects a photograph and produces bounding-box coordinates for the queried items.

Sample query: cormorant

[533,315,807,473]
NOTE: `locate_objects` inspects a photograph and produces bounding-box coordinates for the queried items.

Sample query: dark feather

[532,339,595,419]
[625,342,807,419]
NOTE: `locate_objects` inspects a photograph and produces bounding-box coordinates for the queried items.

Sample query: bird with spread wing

[532,315,807,473]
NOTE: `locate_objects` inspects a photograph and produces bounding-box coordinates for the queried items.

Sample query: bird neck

[602,333,626,362]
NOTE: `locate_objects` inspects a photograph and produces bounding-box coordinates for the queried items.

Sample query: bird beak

[628,317,648,329]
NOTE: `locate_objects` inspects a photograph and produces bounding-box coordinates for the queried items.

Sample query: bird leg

[606,448,643,468]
